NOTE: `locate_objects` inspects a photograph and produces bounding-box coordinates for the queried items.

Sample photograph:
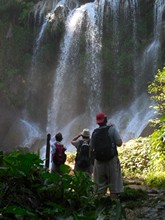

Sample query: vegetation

[0,68,164,219]
[0,0,36,24]
[118,67,165,188]
[1,66,165,217]
[0,149,128,219]
[148,67,165,126]
[146,67,165,187]
[0,1,164,218]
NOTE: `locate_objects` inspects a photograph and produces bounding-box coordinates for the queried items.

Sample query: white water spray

[110,93,156,142]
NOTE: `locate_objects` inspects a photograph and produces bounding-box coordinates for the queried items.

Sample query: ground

[122,178,165,220]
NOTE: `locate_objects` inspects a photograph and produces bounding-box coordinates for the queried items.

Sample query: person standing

[51,132,67,173]
[91,112,123,198]
[71,129,93,176]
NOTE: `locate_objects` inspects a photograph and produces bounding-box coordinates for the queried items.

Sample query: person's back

[51,132,67,173]
[71,129,93,176]
[91,112,123,198]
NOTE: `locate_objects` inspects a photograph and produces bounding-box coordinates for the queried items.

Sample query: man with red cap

[91,112,123,199]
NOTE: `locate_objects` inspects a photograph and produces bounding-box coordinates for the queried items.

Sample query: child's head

[55,132,63,142]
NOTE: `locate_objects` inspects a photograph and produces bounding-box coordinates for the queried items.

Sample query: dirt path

[123,179,165,220]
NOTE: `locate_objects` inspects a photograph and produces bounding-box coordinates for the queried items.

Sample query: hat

[81,129,90,137]
[96,112,107,124]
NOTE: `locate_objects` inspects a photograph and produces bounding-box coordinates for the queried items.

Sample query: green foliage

[149,125,165,171]
[0,0,35,24]
[2,206,37,219]
[119,138,151,177]
[0,149,126,219]
[2,148,43,177]
[121,187,147,201]
[120,187,148,209]
[145,171,165,189]
[119,134,165,189]
[93,197,126,220]
[148,67,165,126]
[18,1,34,25]
[137,67,165,187]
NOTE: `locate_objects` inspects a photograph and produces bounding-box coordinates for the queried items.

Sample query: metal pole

[45,133,51,169]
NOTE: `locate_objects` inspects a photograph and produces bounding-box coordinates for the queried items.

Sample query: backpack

[76,140,90,169]
[92,125,116,161]
[52,143,66,166]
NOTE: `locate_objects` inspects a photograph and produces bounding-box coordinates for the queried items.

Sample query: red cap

[96,112,107,124]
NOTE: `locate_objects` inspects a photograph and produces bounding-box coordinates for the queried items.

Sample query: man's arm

[71,133,82,147]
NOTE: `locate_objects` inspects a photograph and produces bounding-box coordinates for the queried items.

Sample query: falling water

[33,0,68,62]
[23,0,73,146]
[47,1,104,134]
[131,0,139,97]
[107,0,120,75]
[110,93,155,141]
[47,6,84,133]
[34,0,47,25]
[154,0,165,37]
[83,3,103,116]
[22,0,164,154]
[19,119,43,148]
[118,0,165,142]
[139,0,164,87]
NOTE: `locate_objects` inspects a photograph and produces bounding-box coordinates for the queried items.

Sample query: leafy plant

[148,67,165,126]
[18,1,34,25]
[1,148,43,177]
[118,138,151,177]
[145,171,165,189]
[121,187,147,201]
[147,67,165,173]
[148,125,165,172]
[0,149,126,219]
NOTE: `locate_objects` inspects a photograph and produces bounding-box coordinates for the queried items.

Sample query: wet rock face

[0,103,22,152]
[79,0,95,4]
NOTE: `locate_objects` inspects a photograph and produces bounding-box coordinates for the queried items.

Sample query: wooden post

[0,151,3,166]
[45,133,51,169]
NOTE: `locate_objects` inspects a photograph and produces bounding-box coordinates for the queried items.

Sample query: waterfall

[22,0,73,146]
[139,0,164,87]
[116,0,165,141]
[131,0,139,97]
[20,119,43,148]
[115,0,165,141]
[108,0,120,75]
[47,6,84,133]
[83,3,103,116]
[21,0,164,153]
[110,93,155,141]
[47,1,104,136]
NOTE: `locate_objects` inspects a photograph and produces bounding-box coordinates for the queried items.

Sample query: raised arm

[71,133,82,146]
